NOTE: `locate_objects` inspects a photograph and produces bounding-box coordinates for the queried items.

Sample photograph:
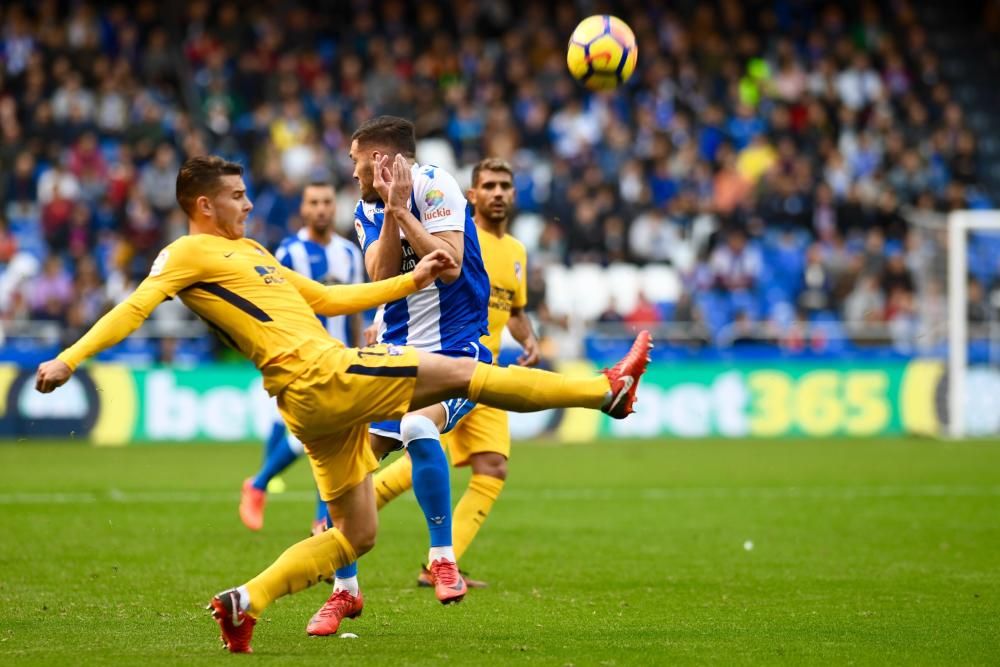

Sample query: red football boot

[428,558,467,604]
[207,589,256,653]
[601,330,653,419]
[418,564,487,588]
[306,589,364,637]
[239,478,266,531]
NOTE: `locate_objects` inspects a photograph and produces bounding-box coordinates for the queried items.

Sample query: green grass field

[1,438,999,665]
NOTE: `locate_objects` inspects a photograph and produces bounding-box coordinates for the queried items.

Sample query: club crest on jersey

[514,261,522,281]
[355,220,366,247]
[149,249,169,277]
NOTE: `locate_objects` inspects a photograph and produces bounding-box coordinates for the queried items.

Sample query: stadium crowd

[0,0,994,355]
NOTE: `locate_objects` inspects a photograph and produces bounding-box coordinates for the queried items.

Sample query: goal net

[946,211,1000,439]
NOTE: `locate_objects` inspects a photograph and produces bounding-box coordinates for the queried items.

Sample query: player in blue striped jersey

[239,182,365,534]
[305,116,489,636]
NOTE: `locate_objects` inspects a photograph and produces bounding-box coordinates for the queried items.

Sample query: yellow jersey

[58,233,419,396]
[476,227,527,359]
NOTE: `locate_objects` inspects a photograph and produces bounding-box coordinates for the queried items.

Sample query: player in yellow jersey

[370,158,537,591]
[34,154,652,653]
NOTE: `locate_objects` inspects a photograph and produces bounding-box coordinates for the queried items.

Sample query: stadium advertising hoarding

[0,360,976,443]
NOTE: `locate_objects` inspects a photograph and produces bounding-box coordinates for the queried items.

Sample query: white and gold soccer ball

[566,15,638,91]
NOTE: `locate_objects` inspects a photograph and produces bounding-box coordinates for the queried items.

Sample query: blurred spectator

[844,273,886,327]
[968,278,989,324]
[624,293,662,328]
[798,244,832,315]
[140,143,180,216]
[628,208,676,264]
[29,256,73,321]
[710,228,761,292]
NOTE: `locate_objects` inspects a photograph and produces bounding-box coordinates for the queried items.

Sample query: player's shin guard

[453,474,505,561]
[374,453,414,509]
[467,364,610,412]
[243,528,357,617]
[402,415,452,549]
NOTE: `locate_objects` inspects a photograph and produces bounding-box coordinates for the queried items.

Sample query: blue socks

[407,436,453,547]
[334,415,454,586]
[252,423,300,491]
[315,491,331,530]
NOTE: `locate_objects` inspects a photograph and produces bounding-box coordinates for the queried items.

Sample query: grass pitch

[1,438,999,665]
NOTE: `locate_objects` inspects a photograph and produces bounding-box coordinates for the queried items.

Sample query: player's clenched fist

[35,359,73,394]
[412,249,458,289]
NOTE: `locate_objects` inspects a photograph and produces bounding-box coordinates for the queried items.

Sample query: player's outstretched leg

[410,331,653,417]
[240,423,304,531]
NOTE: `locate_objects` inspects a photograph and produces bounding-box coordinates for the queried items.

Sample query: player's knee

[400,414,439,445]
[471,452,508,481]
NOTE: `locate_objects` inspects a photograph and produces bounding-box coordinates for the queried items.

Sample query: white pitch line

[0,485,999,505]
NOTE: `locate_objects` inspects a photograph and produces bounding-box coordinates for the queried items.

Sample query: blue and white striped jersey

[354,162,489,351]
[275,228,365,345]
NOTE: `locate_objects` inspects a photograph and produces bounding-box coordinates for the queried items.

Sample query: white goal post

[947,211,1000,439]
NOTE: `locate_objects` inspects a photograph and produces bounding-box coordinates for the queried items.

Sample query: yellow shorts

[441,403,510,467]
[277,343,420,501]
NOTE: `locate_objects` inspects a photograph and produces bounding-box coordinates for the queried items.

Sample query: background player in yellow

[372,158,539,589]
[33,154,652,654]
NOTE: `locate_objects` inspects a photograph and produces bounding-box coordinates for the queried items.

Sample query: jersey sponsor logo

[149,250,169,277]
[355,219,366,247]
[424,190,451,220]
[424,207,453,221]
[489,285,515,313]
[253,265,285,284]
[399,241,418,273]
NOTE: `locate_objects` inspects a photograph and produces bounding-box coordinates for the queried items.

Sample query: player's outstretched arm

[284,248,458,317]
[35,281,167,393]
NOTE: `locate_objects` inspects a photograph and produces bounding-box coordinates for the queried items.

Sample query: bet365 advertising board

[0,360,990,443]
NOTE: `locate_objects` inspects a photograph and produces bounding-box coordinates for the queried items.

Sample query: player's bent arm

[36,281,167,393]
[385,205,463,283]
[283,249,458,317]
[508,307,541,367]
[365,216,403,281]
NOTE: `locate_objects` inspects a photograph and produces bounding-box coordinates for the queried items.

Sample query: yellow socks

[374,453,414,509]
[243,527,357,617]
[453,474,505,561]
[468,364,610,412]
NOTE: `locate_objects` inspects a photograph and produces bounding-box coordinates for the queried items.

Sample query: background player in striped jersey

[305,116,491,635]
[239,182,365,533]
[373,157,539,589]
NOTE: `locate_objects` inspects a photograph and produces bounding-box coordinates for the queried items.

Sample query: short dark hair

[351,115,416,157]
[471,157,514,187]
[176,156,244,216]
[303,181,335,192]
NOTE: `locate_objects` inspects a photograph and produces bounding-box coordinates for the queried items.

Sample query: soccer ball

[566,15,638,91]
